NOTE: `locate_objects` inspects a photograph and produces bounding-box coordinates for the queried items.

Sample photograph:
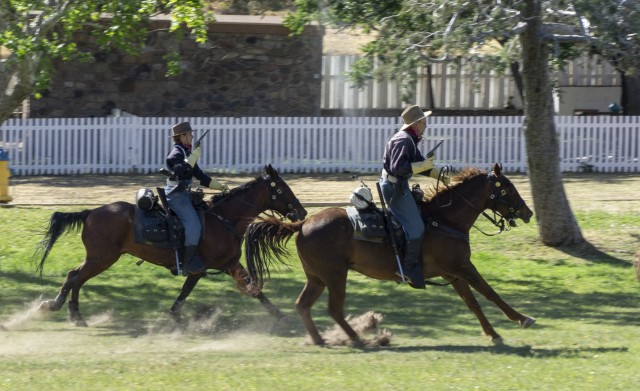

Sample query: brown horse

[244,163,535,346]
[36,164,307,326]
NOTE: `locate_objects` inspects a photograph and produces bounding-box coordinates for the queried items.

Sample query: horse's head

[262,164,307,222]
[487,163,533,226]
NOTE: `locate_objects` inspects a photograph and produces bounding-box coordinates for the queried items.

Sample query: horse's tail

[244,215,303,292]
[35,210,91,276]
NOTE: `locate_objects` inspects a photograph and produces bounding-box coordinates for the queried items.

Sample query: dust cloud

[320,311,392,347]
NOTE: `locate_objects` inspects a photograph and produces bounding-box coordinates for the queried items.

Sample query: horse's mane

[206,174,265,212]
[424,167,485,201]
[421,167,488,215]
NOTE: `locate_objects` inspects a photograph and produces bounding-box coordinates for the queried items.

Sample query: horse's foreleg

[170,275,202,323]
[295,276,328,346]
[455,265,536,330]
[449,278,502,341]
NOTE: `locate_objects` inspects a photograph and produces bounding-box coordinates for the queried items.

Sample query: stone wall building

[29,15,323,118]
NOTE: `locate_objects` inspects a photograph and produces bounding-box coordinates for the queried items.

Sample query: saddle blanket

[134,207,183,248]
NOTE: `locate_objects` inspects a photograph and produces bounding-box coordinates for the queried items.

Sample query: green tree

[287,0,590,245]
[0,0,211,121]
[214,0,294,14]
[574,0,640,115]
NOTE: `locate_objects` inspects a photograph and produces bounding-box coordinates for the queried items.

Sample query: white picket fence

[1,116,638,176]
[322,54,621,110]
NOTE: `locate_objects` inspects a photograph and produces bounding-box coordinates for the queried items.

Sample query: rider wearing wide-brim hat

[165,121,228,276]
[380,104,449,289]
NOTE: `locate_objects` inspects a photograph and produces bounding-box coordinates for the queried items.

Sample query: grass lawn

[1,176,639,390]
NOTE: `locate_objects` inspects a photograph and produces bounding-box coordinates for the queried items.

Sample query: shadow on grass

[386,344,628,358]
[555,240,630,268]
[3,263,639,343]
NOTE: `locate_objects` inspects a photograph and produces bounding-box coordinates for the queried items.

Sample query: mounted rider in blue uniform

[165,121,229,276]
[380,105,449,289]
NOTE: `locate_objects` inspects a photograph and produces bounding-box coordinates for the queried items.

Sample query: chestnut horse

[244,163,535,345]
[36,164,307,326]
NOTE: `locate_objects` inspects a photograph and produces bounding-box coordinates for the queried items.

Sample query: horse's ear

[265,164,278,178]
[493,162,502,176]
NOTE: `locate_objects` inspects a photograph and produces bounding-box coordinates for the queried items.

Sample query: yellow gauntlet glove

[209,178,229,192]
[186,146,201,166]
[410,155,435,174]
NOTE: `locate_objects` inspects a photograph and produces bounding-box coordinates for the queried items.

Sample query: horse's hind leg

[63,256,119,326]
[295,275,327,346]
[326,277,364,347]
[39,269,80,312]
[49,254,119,326]
[39,262,98,327]
[227,263,287,320]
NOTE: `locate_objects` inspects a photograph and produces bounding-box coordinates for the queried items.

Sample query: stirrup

[395,270,416,286]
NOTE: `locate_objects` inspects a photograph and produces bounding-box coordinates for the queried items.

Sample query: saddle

[133,187,206,248]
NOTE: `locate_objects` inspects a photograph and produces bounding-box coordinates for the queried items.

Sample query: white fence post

[1,116,638,175]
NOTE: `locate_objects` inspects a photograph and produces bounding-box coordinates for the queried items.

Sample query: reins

[205,175,297,230]
[434,170,511,237]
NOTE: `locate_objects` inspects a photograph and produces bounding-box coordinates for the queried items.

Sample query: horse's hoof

[73,319,88,327]
[306,337,326,347]
[491,336,505,346]
[520,316,536,329]
[39,300,60,312]
[350,339,366,349]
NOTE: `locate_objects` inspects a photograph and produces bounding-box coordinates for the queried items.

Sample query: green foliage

[224,0,295,14]
[0,0,212,119]
[285,0,638,102]
[574,0,640,73]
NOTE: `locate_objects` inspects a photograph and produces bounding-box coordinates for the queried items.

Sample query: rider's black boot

[182,245,206,276]
[401,239,425,289]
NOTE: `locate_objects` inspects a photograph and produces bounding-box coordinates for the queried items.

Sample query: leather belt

[381,169,398,184]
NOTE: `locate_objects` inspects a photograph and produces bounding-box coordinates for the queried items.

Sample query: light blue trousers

[166,189,201,247]
[379,177,424,241]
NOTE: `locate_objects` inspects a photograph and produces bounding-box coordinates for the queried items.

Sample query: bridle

[262,174,303,221]
[486,172,526,224]
[438,170,526,236]
[211,174,302,221]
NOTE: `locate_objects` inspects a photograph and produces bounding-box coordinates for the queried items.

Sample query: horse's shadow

[376,344,628,358]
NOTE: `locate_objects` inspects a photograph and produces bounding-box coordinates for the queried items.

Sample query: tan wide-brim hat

[170,121,194,137]
[399,105,432,131]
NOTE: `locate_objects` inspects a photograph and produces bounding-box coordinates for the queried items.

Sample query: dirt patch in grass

[5,172,640,213]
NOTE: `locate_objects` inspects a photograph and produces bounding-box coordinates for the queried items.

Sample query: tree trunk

[0,57,37,122]
[520,0,584,246]
[620,72,640,115]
